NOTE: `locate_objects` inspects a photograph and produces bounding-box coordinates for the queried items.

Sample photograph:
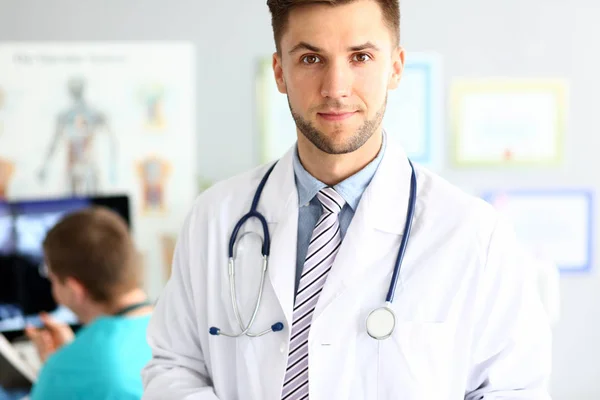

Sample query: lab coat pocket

[378,321,454,399]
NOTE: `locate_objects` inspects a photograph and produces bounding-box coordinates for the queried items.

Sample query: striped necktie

[281,187,346,400]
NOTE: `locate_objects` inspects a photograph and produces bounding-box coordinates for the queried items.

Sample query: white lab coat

[142,140,552,400]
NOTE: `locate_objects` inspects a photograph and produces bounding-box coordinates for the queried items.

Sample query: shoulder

[48,318,146,361]
[414,164,499,248]
[30,339,90,399]
[38,323,107,371]
[184,162,275,229]
[32,319,149,398]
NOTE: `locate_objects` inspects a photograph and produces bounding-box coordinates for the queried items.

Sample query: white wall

[1,0,598,397]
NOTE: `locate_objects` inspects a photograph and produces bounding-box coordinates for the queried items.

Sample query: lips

[317,111,357,121]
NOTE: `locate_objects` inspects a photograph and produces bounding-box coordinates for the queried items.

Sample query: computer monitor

[0,202,11,256]
[0,195,130,340]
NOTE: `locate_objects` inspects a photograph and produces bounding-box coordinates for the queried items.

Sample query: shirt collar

[293,133,387,211]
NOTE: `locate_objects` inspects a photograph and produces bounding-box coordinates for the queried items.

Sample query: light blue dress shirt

[292,135,386,293]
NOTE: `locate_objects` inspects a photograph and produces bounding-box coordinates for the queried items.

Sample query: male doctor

[142,0,552,399]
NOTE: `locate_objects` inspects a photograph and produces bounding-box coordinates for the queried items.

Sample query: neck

[78,289,150,324]
[297,129,383,186]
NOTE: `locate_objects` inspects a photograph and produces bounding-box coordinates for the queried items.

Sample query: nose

[320,60,352,99]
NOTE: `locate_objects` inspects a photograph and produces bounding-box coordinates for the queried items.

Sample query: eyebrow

[348,42,381,52]
[288,41,381,55]
[288,42,321,55]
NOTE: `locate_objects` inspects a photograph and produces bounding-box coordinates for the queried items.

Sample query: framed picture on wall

[483,189,593,274]
[383,52,443,166]
[451,79,568,167]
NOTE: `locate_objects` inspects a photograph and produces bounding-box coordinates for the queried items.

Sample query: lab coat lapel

[314,140,413,319]
[258,148,299,330]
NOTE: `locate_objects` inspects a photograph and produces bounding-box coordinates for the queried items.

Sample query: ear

[64,277,88,304]
[388,46,405,90]
[272,52,287,94]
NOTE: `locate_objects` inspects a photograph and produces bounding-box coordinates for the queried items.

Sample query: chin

[313,131,370,155]
[317,123,359,138]
[294,110,377,155]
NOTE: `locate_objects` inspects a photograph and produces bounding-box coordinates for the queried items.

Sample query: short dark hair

[43,207,140,304]
[266,0,401,52]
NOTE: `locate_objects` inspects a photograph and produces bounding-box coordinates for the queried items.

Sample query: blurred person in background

[25,207,152,400]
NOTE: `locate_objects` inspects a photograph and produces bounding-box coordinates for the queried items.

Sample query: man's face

[46,261,84,317]
[48,271,70,308]
[274,0,404,155]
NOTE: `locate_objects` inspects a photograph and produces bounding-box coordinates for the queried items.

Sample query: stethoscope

[209,158,417,341]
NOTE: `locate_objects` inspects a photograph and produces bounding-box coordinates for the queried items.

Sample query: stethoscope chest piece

[366,305,396,340]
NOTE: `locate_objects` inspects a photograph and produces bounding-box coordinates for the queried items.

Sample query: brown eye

[353,53,372,63]
[301,55,321,64]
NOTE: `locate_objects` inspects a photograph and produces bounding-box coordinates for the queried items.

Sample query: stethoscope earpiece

[271,322,284,332]
[209,322,284,337]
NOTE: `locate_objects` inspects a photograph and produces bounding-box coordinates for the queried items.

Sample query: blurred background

[0,0,599,398]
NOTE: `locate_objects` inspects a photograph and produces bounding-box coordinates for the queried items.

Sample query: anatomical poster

[0,42,197,298]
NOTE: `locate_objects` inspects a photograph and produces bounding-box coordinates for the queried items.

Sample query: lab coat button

[280,342,286,353]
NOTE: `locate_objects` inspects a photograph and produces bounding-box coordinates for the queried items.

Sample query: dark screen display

[0,195,130,336]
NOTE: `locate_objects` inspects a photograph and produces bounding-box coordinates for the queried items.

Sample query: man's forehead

[281,1,390,49]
